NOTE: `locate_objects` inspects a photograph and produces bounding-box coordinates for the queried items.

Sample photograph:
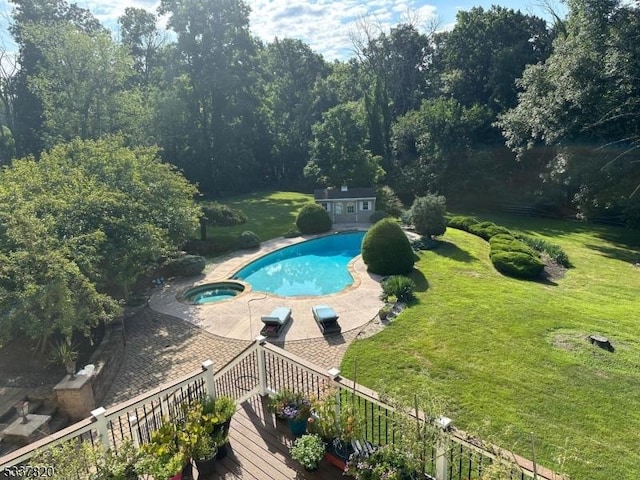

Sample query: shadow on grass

[583,243,640,264]
[430,240,476,263]
[409,269,429,293]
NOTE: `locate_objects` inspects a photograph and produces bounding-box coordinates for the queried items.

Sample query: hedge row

[201,202,248,227]
[447,216,545,279]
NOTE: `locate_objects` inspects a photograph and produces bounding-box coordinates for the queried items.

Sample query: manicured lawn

[202,191,312,254]
[341,215,640,480]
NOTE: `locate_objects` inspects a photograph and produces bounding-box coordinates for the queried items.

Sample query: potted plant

[50,338,79,379]
[345,443,421,480]
[135,420,186,480]
[95,440,140,480]
[290,434,326,472]
[309,392,362,470]
[268,389,312,436]
[192,433,218,476]
[201,395,236,438]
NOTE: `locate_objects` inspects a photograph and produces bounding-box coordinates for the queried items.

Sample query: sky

[0,0,568,61]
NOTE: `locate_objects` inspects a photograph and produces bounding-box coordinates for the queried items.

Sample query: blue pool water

[233,231,366,296]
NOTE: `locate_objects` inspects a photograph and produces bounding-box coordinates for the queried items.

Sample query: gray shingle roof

[314,187,376,200]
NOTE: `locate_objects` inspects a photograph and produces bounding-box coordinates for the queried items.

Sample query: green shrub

[376,186,404,218]
[409,194,447,237]
[411,236,440,251]
[238,230,260,249]
[516,234,571,267]
[362,219,414,275]
[369,210,389,224]
[184,237,235,256]
[380,275,416,302]
[490,251,544,279]
[283,229,301,238]
[201,202,248,227]
[295,203,332,234]
[165,255,206,277]
[468,221,510,240]
[489,234,538,256]
[447,216,480,231]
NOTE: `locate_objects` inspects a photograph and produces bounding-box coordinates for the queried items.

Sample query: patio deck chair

[311,305,341,335]
[260,307,292,337]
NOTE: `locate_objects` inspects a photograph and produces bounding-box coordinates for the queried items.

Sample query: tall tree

[259,38,329,187]
[436,6,552,112]
[118,7,165,86]
[159,0,261,195]
[498,0,640,220]
[9,0,106,156]
[23,23,134,147]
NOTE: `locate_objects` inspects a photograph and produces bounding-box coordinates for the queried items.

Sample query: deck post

[256,336,268,395]
[90,407,110,449]
[435,416,453,480]
[201,359,216,400]
[328,368,342,419]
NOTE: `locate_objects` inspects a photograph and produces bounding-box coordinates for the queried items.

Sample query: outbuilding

[313,186,376,224]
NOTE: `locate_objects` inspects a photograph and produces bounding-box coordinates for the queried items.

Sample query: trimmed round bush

[369,210,389,224]
[238,230,260,249]
[380,275,416,302]
[165,254,206,277]
[283,229,301,238]
[362,219,414,275]
[295,203,332,234]
[376,186,404,217]
[490,251,544,279]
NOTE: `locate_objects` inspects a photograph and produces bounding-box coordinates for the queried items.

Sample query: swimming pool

[232,231,366,296]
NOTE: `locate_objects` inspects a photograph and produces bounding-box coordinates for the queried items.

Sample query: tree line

[0,0,638,224]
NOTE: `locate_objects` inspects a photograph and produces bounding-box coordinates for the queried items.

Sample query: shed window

[321,202,331,211]
[362,201,370,211]
[346,203,355,214]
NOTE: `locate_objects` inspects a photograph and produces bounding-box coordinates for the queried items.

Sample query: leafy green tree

[410,194,447,237]
[0,136,200,347]
[436,6,552,112]
[9,0,106,156]
[391,98,492,200]
[23,23,134,147]
[498,0,640,218]
[118,7,165,86]
[305,101,384,187]
[159,0,261,195]
[259,38,329,187]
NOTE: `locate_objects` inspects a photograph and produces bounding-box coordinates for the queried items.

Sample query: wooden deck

[197,395,345,480]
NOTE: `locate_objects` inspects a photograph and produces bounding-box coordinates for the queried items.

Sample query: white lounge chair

[260,307,292,337]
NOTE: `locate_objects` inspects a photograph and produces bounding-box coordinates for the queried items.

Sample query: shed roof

[314,187,376,200]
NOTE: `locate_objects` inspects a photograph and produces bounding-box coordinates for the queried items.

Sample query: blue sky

[0,0,567,61]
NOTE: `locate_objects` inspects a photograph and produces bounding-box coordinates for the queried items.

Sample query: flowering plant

[268,389,312,420]
[345,444,421,480]
[289,433,326,470]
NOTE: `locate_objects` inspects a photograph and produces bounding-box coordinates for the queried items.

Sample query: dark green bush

[184,236,235,256]
[295,203,332,234]
[165,254,206,277]
[490,251,544,279]
[362,219,414,275]
[489,234,538,256]
[516,234,571,268]
[369,210,389,224]
[283,229,301,238]
[380,275,416,302]
[468,221,510,240]
[409,194,447,237]
[238,230,260,249]
[201,202,248,227]
[447,216,480,231]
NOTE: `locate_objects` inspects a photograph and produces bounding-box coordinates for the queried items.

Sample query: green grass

[201,191,312,254]
[341,215,640,480]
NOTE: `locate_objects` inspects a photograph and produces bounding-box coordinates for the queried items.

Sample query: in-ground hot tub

[183,281,245,304]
